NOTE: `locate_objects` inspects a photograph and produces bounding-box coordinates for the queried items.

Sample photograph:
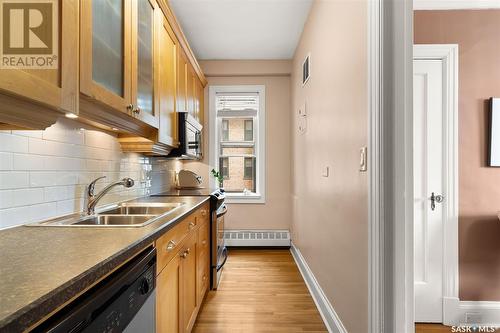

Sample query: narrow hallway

[193,249,327,332]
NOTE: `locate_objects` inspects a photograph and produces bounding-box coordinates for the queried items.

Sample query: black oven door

[212,204,228,289]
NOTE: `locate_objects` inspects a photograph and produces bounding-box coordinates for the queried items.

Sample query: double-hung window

[210,85,265,203]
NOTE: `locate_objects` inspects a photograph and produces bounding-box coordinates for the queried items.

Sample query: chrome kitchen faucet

[86,176,134,215]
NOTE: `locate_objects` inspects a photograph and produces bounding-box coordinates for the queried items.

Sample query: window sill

[225,193,265,204]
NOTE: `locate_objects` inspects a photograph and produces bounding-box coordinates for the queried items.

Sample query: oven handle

[216,205,227,217]
[216,247,228,271]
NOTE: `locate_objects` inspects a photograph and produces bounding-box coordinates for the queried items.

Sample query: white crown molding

[414,0,500,10]
[290,243,347,333]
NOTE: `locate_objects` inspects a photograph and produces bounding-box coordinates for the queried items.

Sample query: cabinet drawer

[156,215,197,274]
[194,202,210,225]
[197,248,210,300]
[198,220,210,253]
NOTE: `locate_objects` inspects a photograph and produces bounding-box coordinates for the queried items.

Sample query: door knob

[430,192,444,211]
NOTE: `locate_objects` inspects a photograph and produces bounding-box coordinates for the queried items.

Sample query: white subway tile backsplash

[0,206,32,228]
[56,198,84,216]
[0,133,29,153]
[0,172,29,189]
[13,154,45,170]
[11,130,43,138]
[42,121,85,145]
[12,188,44,206]
[0,190,13,209]
[0,152,13,170]
[0,118,179,229]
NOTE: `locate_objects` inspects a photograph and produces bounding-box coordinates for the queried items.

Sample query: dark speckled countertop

[0,195,209,332]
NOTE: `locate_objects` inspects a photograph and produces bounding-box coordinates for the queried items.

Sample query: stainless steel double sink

[31,202,185,227]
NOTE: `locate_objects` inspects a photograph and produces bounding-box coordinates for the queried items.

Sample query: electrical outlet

[298,116,307,134]
[298,103,307,116]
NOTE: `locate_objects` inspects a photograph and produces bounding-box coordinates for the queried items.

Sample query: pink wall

[184,60,293,230]
[291,1,368,331]
[415,10,500,301]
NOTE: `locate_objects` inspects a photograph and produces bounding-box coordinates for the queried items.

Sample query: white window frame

[209,85,266,204]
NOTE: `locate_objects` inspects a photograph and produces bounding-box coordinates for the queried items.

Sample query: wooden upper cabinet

[157,15,178,146]
[131,0,160,128]
[186,64,195,117]
[177,48,188,113]
[0,0,79,129]
[80,0,132,115]
[195,77,204,125]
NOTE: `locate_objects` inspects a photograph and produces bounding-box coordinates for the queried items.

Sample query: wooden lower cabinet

[156,204,210,333]
[180,232,199,333]
[157,254,181,333]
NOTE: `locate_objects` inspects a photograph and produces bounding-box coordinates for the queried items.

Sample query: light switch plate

[322,166,330,177]
[359,147,368,172]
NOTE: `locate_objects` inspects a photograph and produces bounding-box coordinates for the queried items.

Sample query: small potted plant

[211,169,224,188]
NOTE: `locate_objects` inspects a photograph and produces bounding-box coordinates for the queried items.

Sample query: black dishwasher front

[34,247,156,333]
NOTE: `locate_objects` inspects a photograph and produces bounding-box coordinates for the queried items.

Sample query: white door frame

[367,0,384,331]
[414,44,459,325]
[369,0,414,332]
[370,2,462,331]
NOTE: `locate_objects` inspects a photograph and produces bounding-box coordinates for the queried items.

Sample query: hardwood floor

[415,324,453,332]
[193,249,327,332]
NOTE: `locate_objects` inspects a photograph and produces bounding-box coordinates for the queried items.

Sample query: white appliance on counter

[177,170,203,189]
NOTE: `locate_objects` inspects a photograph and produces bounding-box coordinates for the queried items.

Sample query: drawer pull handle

[166,240,176,251]
[189,222,195,229]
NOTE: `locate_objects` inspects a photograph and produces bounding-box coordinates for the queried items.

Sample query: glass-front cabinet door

[80,0,132,115]
[131,0,159,127]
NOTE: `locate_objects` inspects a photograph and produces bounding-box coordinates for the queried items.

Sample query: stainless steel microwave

[168,112,202,160]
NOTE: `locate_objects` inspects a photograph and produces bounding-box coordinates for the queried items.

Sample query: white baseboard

[414,0,500,10]
[290,243,347,333]
[444,296,500,326]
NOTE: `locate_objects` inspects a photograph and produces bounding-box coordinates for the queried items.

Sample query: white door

[413,59,445,323]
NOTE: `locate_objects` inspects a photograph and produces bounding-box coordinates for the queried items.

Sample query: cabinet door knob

[189,221,195,229]
[133,107,141,114]
[202,240,207,245]
[180,248,190,258]
[127,104,134,112]
[201,209,207,216]
[166,240,176,251]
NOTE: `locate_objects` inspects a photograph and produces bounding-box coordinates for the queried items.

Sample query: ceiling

[169,0,313,60]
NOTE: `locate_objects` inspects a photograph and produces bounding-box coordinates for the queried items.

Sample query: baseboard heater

[224,230,291,247]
